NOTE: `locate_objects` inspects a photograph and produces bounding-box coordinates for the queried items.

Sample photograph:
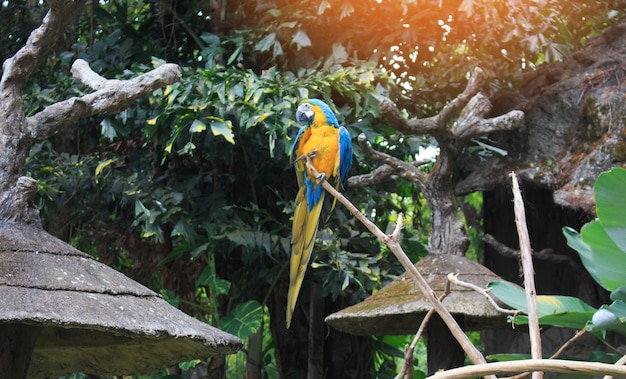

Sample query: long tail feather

[286,188,325,328]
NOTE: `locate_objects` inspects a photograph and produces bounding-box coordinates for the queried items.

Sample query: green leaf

[210,120,235,144]
[246,112,272,128]
[563,226,605,289]
[595,168,626,252]
[580,221,626,291]
[488,280,596,329]
[611,287,626,302]
[292,30,311,50]
[227,45,242,65]
[134,199,149,217]
[332,43,348,63]
[564,168,626,291]
[94,158,115,179]
[178,141,196,155]
[190,119,206,133]
[273,40,284,59]
[179,360,201,370]
[318,0,331,15]
[189,242,210,260]
[195,266,231,295]
[160,289,180,308]
[297,87,309,99]
[221,300,263,339]
[255,32,276,52]
[380,335,409,349]
[516,311,596,329]
[172,219,198,240]
[100,118,117,140]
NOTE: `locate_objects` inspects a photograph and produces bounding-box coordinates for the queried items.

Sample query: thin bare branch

[390,213,404,241]
[550,328,587,359]
[428,359,626,379]
[510,172,543,379]
[447,273,520,316]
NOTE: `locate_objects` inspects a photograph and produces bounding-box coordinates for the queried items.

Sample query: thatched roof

[0,222,242,377]
[325,254,507,335]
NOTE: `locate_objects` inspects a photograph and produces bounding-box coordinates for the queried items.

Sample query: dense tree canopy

[2,0,625,377]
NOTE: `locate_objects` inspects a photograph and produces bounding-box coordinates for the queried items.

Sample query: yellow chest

[296,124,339,179]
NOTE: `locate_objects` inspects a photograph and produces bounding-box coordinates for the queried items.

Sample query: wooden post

[308,282,325,379]
[0,323,40,379]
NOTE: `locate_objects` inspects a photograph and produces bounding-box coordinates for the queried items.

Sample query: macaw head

[295,99,339,127]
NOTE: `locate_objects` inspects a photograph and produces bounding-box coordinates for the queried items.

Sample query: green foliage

[488,280,597,329]
[563,167,626,337]
[371,335,426,379]
[563,169,626,292]
[221,300,264,339]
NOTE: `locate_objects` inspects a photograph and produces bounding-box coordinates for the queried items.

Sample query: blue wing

[337,126,352,189]
[290,126,308,189]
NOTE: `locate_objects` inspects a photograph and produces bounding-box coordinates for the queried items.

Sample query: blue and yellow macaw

[287,98,352,328]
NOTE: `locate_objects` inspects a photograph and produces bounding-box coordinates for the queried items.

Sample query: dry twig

[510,172,543,379]
[446,273,520,317]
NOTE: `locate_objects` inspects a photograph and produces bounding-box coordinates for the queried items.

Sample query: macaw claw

[315,172,326,183]
[294,149,319,163]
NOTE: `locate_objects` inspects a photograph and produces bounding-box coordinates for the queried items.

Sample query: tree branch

[25,59,181,140]
[379,67,486,137]
[372,67,523,194]
[0,1,85,94]
[347,164,400,188]
[604,354,626,379]
[510,172,543,379]
[428,359,626,379]
[446,273,520,316]
[357,133,427,191]
[347,158,431,189]
[0,177,41,225]
[378,99,439,134]
[437,67,485,128]
[452,93,524,139]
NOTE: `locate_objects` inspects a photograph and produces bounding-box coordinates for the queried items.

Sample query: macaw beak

[296,105,314,124]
